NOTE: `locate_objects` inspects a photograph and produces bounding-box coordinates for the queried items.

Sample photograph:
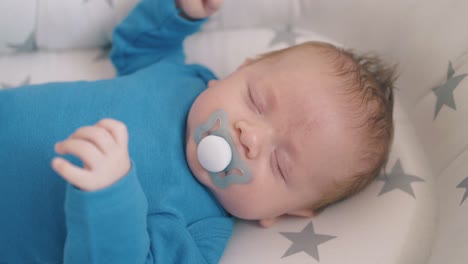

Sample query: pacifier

[194,109,253,188]
[197,135,232,173]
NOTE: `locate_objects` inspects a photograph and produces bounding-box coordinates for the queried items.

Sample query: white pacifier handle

[197,135,232,173]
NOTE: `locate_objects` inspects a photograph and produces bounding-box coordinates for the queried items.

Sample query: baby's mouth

[194,109,252,188]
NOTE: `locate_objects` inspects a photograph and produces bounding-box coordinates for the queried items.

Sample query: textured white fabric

[0,0,37,53]
[0,50,115,86]
[36,0,137,50]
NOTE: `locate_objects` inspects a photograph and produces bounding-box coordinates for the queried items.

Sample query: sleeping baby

[0,0,397,263]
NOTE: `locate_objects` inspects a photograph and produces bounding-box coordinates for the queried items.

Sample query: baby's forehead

[267,80,361,165]
[270,85,353,150]
[248,47,357,130]
[255,52,341,89]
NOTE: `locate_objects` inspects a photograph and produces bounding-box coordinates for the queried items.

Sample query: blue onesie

[0,0,234,263]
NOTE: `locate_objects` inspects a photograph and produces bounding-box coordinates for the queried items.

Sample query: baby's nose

[235,120,271,159]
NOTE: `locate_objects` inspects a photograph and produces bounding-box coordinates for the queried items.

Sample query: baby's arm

[52,118,232,263]
[110,0,222,76]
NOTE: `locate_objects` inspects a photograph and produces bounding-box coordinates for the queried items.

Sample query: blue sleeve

[63,162,233,264]
[110,0,207,76]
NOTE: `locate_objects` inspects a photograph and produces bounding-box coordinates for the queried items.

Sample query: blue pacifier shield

[194,109,253,188]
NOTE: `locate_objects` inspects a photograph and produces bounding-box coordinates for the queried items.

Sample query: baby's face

[186,53,360,220]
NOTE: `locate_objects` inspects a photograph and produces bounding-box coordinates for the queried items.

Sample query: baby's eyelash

[277,158,285,181]
[272,151,286,181]
[248,87,260,114]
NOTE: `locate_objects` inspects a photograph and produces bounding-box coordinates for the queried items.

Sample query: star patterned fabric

[280,221,336,262]
[432,61,467,120]
[457,176,468,206]
[8,31,37,53]
[269,25,300,47]
[377,159,425,198]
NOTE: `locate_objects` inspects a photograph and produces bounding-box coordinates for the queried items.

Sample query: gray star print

[377,159,425,198]
[456,176,468,206]
[1,76,31,89]
[8,31,37,53]
[83,0,113,8]
[269,26,300,47]
[280,221,336,261]
[432,61,467,120]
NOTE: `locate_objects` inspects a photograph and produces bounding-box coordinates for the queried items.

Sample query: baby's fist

[176,0,223,19]
[52,118,131,192]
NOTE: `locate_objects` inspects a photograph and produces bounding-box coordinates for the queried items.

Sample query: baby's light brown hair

[254,41,398,212]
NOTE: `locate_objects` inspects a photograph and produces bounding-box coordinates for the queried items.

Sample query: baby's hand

[176,0,223,20]
[51,119,131,192]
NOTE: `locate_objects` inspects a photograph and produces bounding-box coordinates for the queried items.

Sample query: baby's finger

[206,0,223,11]
[51,157,90,189]
[55,139,102,169]
[95,118,128,147]
[70,126,114,154]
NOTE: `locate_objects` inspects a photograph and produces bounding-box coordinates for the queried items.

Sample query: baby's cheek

[186,138,210,185]
[221,182,280,220]
[213,184,258,219]
[249,160,271,183]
